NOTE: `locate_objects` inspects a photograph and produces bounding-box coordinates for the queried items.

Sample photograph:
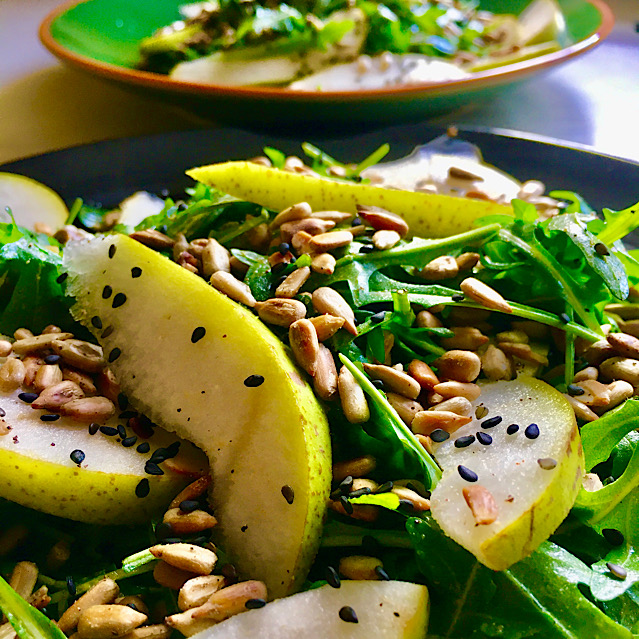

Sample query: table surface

[0,0,637,165]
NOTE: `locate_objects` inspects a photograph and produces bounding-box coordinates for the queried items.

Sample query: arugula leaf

[230,248,272,301]
[407,517,633,638]
[0,237,76,334]
[0,574,66,639]
[543,213,628,301]
[338,353,441,489]
[350,492,401,510]
[589,201,639,246]
[579,400,639,471]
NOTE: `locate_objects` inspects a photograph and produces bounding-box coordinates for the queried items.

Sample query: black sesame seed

[476,432,492,445]
[135,478,150,498]
[339,606,358,623]
[40,414,60,422]
[108,244,117,258]
[537,457,557,470]
[18,392,38,404]
[594,242,610,256]
[606,562,628,580]
[70,449,85,464]
[66,576,76,597]
[451,293,465,302]
[43,354,60,365]
[154,522,174,541]
[455,435,475,448]
[136,442,151,454]
[458,465,478,482]
[244,374,265,387]
[122,436,137,448]
[88,422,99,435]
[352,217,362,226]
[221,564,238,584]
[131,266,142,278]
[145,461,164,476]
[430,429,450,442]
[359,244,375,254]
[325,566,341,588]
[278,242,290,255]
[602,528,625,546]
[246,598,267,610]
[117,424,127,438]
[375,566,391,581]
[101,326,114,339]
[0,407,5,417]
[506,423,519,435]
[281,485,295,504]
[179,500,200,513]
[339,495,353,515]
[559,312,571,324]
[100,426,118,436]
[112,293,127,308]
[525,423,540,439]
[567,384,585,396]
[375,481,394,494]
[348,487,372,498]
[165,441,181,457]
[56,272,68,284]
[108,348,121,363]
[102,285,113,299]
[371,311,386,324]
[338,476,353,495]
[481,416,502,429]
[372,379,385,391]
[191,327,206,344]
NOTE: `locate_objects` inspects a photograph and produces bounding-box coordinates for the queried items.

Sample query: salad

[136,0,566,89]
[1,131,639,638]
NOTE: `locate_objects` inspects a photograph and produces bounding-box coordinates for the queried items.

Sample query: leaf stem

[337,224,501,268]
[498,228,603,336]
[339,353,441,488]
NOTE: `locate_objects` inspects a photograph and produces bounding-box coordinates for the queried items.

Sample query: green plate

[39,0,614,128]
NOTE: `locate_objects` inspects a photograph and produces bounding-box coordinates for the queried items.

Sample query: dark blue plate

[1,124,637,214]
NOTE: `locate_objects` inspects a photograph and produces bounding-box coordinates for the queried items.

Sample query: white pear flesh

[289,55,468,91]
[63,234,332,599]
[430,377,584,571]
[0,172,68,233]
[0,386,196,524]
[192,581,429,639]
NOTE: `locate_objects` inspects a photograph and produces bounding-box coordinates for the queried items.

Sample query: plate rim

[2,123,638,172]
[38,0,615,102]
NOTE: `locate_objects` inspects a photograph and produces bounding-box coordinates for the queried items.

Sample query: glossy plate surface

[39,0,614,127]
[0,124,637,216]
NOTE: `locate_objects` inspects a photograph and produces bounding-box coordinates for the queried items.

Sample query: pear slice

[0,173,68,233]
[192,581,429,639]
[186,163,512,238]
[63,234,331,599]
[171,8,367,87]
[429,377,584,571]
[0,386,198,524]
[517,0,566,47]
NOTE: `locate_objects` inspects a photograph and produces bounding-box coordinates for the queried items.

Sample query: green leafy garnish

[0,575,66,639]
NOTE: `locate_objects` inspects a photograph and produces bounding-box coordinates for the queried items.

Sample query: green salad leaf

[407,517,634,638]
[0,574,66,639]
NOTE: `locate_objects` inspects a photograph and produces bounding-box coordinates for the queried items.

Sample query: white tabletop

[0,0,638,165]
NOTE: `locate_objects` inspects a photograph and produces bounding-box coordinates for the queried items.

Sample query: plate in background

[39,0,614,129]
